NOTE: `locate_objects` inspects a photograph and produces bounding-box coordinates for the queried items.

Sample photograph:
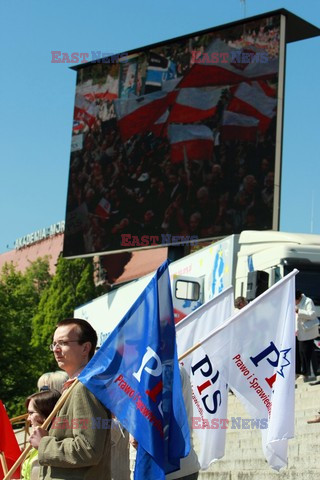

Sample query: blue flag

[78,260,190,480]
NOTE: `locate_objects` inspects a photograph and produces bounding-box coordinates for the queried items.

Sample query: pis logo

[250,341,291,389]
[191,355,223,415]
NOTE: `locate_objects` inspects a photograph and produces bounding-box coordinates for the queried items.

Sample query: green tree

[0,255,97,417]
[0,258,52,416]
[31,255,97,377]
[24,256,52,295]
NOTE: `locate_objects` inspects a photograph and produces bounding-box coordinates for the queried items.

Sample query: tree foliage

[0,258,52,416]
[1,255,98,417]
[31,255,97,384]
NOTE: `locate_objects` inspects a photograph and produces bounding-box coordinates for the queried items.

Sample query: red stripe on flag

[171,139,214,164]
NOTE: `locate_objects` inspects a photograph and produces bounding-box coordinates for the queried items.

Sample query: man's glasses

[49,340,79,351]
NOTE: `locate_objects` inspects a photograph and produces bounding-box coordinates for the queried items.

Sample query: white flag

[176,287,233,469]
[197,270,297,471]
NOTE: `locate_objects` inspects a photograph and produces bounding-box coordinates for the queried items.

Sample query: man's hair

[234,296,247,309]
[56,318,98,359]
[295,290,302,301]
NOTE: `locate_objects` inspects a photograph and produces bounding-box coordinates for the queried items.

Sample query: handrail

[10,413,28,423]
[10,413,29,450]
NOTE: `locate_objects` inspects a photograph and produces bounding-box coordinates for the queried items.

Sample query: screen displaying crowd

[64,14,280,257]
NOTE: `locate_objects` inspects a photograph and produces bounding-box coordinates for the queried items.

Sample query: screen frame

[63,9,319,258]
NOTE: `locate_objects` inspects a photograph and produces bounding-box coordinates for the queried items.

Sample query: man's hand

[129,434,138,449]
[29,427,49,449]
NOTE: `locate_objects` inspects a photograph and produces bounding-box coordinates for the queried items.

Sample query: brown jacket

[38,381,111,479]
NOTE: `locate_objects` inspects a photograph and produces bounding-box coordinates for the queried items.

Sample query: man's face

[52,324,90,377]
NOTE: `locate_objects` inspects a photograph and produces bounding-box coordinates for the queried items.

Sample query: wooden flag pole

[0,451,8,475]
[3,379,79,480]
[178,341,202,362]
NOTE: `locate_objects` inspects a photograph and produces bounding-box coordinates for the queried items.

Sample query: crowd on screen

[66,111,275,255]
[228,24,280,58]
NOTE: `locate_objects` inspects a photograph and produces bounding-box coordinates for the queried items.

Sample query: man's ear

[82,341,92,357]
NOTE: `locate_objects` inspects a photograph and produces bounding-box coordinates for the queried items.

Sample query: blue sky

[0,0,319,253]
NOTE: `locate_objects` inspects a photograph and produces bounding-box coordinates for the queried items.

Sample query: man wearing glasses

[29,318,111,479]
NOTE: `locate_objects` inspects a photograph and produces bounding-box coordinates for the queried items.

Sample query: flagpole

[3,379,79,480]
[178,341,202,362]
[0,452,8,474]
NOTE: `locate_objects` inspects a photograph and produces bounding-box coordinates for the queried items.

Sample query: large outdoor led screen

[64,13,282,257]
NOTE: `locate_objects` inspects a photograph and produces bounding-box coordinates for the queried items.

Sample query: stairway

[198,379,320,479]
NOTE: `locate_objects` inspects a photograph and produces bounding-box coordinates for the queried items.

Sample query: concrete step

[217,451,318,468]
[293,422,320,435]
[294,396,320,409]
[199,469,320,480]
[218,428,319,451]
[236,434,320,454]
[293,406,319,419]
[205,457,269,471]
[220,445,320,464]
[227,395,319,413]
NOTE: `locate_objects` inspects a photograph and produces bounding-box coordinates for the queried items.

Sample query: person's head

[264,171,274,188]
[234,296,248,310]
[50,318,98,377]
[196,186,209,207]
[242,175,257,194]
[168,173,178,186]
[37,371,69,393]
[144,210,154,224]
[211,164,222,178]
[189,212,202,232]
[295,290,302,304]
[26,389,61,428]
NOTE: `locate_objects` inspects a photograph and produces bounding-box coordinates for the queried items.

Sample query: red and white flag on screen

[79,77,118,102]
[114,90,177,141]
[176,287,234,469]
[169,87,223,123]
[221,110,259,142]
[149,110,170,137]
[73,120,85,133]
[168,124,214,163]
[95,198,111,219]
[255,79,277,98]
[193,270,297,471]
[228,81,277,132]
[74,94,99,128]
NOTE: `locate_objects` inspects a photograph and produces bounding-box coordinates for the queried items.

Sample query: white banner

[197,271,297,471]
[176,287,234,469]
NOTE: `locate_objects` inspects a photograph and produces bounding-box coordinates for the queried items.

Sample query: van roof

[239,230,320,247]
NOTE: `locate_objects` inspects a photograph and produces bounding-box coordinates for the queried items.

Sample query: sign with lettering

[14,221,65,249]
